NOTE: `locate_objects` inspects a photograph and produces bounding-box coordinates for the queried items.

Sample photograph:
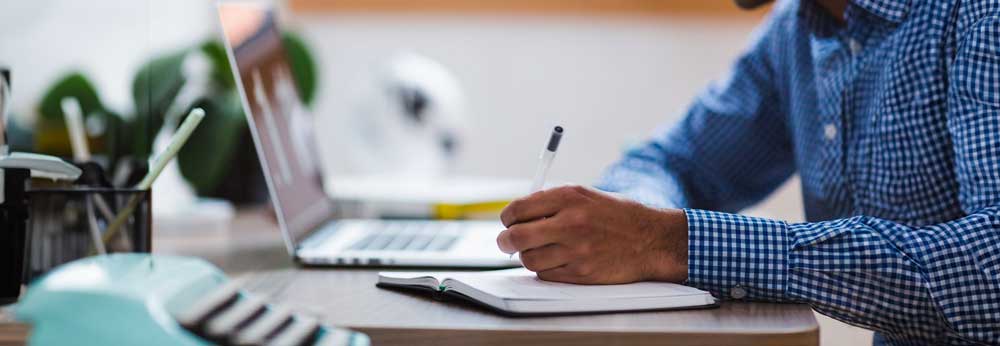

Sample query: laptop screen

[218,2,333,253]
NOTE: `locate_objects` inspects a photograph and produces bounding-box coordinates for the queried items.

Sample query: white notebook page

[442,268,706,300]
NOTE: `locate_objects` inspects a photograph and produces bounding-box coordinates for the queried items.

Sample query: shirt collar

[799,0,911,26]
[850,0,910,23]
[798,0,910,37]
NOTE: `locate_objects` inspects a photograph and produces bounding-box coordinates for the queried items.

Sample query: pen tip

[546,126,564,152]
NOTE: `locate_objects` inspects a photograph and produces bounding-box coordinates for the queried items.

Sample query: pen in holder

[24,187,152,282]
[8,107,204,293]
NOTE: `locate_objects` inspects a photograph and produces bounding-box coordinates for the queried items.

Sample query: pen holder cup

[23,188,151,282]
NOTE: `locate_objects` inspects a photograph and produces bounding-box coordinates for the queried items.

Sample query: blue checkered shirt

[598,0,1000,344]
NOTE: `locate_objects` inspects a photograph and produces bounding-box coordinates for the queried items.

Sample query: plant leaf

[35,72,107,157]
[282,32,318,107]
[176,91,248,195]
[200,40,236,89]
[132,50,187,159]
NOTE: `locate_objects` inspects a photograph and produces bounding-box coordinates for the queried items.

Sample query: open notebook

[377,268,717,316]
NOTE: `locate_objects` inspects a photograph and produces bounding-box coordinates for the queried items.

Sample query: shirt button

[823,123,838,141]
[849,39,863,55]
[730,285,747,299]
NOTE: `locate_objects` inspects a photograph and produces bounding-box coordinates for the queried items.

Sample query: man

[495,0,1000,344]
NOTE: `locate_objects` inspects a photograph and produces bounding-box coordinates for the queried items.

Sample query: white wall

[1,2,796,212]
[295,14,757,185]
[0,0,218,121]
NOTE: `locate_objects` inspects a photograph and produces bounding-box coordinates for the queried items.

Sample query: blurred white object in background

[339,52,468,177]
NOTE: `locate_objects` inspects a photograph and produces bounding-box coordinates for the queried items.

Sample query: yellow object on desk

[433,200,510,220]
[325,176,530,219]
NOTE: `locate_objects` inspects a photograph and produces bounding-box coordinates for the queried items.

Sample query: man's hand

[497,185,688,284]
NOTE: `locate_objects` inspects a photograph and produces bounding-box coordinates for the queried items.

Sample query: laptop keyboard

[347,222,460,252]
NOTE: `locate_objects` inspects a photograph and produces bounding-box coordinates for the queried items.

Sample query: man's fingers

[536,266,580,284]
[500,186,587,227]
[496,217,566,254]
[536,261,599,284]
[519,244,573,272]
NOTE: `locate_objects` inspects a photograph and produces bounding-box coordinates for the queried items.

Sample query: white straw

[61,98,91,161]
[138,108,205,190]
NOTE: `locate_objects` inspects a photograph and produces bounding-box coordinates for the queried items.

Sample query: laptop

[218,2,520,268]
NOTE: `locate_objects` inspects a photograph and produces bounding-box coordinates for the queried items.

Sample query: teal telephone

[14,254,369,346]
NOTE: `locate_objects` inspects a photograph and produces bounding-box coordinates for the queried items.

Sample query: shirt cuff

[684,209,790,301]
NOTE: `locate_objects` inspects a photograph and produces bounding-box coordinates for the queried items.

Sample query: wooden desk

[0,306,28,346]
[159,209,819,346]
[1,209,818,346]
[238,268,817,346]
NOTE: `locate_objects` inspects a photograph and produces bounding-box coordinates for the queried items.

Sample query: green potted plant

[26,32,318,204]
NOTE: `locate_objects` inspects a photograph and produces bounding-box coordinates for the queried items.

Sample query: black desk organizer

[23,187,152,281]
[1,168,29,304]
[1,162,151,304]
